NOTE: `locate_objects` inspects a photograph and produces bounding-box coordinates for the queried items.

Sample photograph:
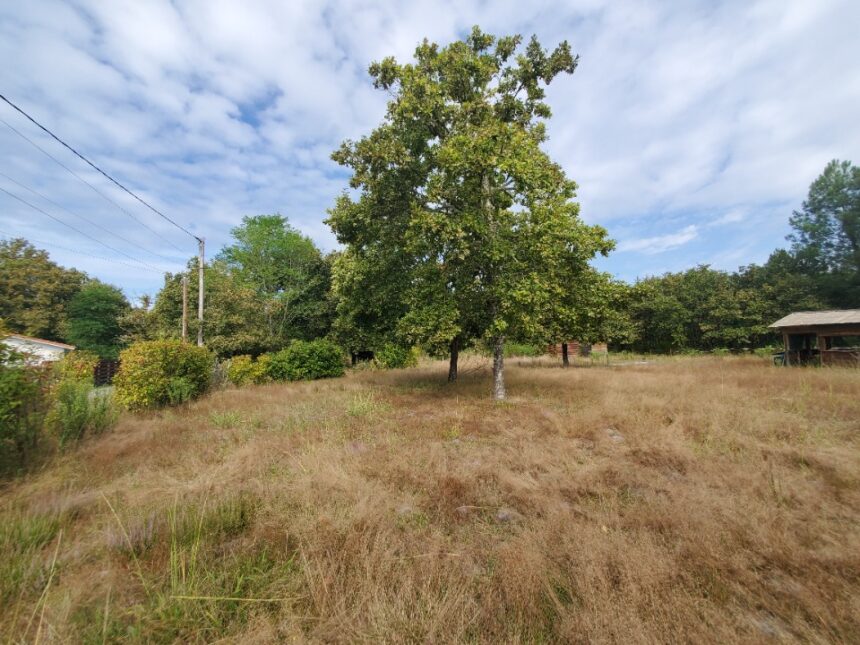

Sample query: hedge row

[224,340,346,386]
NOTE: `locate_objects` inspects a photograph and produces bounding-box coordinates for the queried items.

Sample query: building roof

[5,334,76,350]
[769,310,860,329]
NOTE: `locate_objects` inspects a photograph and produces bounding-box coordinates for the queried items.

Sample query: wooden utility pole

[197,238,205,347]
[181,276,188,342]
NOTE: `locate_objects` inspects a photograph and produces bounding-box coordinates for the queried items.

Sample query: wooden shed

[769,310,860,367]
[547,341,608,358]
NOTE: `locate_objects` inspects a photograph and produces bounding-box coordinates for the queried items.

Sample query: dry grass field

[1,356,859,643]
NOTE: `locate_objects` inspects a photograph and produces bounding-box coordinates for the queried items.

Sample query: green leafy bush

[504,343,544,358]
[267,340,345,381]
[0,344,49,475]
[226,354,271,386]
[114,340,214,410]
[47,379,117,447]
[55,350,100,384]
[374,343,419,369]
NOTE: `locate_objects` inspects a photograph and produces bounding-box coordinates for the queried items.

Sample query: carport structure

[770,310,860,367]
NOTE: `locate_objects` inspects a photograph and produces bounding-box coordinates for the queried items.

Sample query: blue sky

[1,0,859,301]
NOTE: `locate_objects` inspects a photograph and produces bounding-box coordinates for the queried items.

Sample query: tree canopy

[328,27,612,397]
[65,281,130,359]
[0,238,87,341]
[788,159,860,306]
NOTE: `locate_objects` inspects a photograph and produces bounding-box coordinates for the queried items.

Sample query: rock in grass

[495,507,523,523]
[605,428,625,442]
[396,504,415,516]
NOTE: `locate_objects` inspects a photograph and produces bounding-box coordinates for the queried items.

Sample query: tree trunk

[561,342,569,367]
[492,336,506,400]
[448,337,459,383]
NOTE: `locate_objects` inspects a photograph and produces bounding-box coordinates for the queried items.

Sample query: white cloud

[0,0,858,292]
[618,225,699,254]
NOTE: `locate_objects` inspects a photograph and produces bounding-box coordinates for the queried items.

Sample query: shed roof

[5,334,76,350]
[769,310,860,329]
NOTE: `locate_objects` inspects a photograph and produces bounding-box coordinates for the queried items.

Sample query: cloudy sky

[1,0,858,299]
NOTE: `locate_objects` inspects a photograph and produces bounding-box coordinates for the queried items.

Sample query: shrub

[226,354,271,387]
[0,345,49,475]
[47,379,118,447]
[114,340,214,410]
[504,343,543,358]
[374,344,419,369]
[267,340,345,382]
[55,351,100,384]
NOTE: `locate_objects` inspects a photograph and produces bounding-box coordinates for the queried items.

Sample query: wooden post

[197,238,205,347]
[783,332,790,366]
[181,276,188,342]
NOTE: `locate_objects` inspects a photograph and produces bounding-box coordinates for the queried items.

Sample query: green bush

[47,379,117,447]
[114,340,214,410]
[55,351,100,384]
[0,345,49,475]
[504,343,544,358]
[226,354,271,386]
[374,343,419,369]
[267,340,345,381]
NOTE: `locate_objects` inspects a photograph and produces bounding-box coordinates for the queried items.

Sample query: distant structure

[2,334,75,365]
[547,341,608,358]
[769,310,860,367]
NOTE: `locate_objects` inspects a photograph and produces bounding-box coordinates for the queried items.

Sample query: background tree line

[1,28,857,373]
[2,161,856,362]
[613,159,859,353]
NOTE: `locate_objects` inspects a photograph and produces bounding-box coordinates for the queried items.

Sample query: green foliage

[619,258,826,354]
[0,509,62,604]
[504,343,544,357]
[119,295,159,345]
[217,215,334,344]
[152,260,271,358]
[114,340,214,410]
[225,354,271,387]
[55,350,100,384]
[65,281,130,359]
[0,343,49,475]
[374,343,419,369]
[0,238,87,341]
[47,379,117,448]
[267,340,345,381]
[788,159,860,307]
[139,214,335,356]
[328,27,611,396]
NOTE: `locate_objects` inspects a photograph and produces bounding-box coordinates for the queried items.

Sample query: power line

[0,184,166,274]
[0,93,201,243]
[0,115,186,253]
[0,170,177,264]
[0,229,170,275]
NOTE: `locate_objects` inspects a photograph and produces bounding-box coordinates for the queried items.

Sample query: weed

[210,410,244,429]
[347,391,391,417]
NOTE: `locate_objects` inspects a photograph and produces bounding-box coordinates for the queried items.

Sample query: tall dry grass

[0,356,858,643]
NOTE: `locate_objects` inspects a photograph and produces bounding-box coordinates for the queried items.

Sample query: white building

[2,334,75,365]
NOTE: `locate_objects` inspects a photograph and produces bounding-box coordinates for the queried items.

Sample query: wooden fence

[94,359,120,386]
